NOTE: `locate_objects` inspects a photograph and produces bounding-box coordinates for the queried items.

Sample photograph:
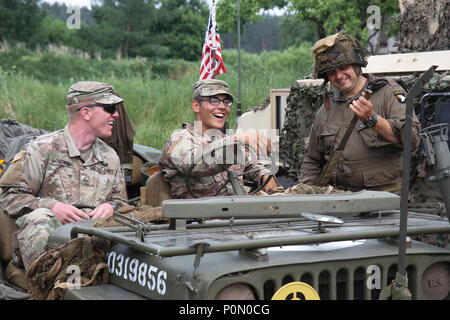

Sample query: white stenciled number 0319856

[107,251,167,295]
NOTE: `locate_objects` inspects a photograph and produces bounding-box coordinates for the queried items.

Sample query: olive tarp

[0,118,47,163]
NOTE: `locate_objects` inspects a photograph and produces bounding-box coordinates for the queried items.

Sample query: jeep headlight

[215,283,256,300]
[420,262,449,300]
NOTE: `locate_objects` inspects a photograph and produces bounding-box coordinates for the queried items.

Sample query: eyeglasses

[75,103,118,115]
[197,97,233,107]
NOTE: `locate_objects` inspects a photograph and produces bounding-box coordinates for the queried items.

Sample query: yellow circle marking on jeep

[271,282,320,300]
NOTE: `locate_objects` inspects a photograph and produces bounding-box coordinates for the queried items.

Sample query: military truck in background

[1,50,449,300]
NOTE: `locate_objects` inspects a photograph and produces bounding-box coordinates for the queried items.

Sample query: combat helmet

[311,31,369,81]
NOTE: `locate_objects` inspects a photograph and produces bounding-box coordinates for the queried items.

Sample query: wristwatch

[363,114,378,128]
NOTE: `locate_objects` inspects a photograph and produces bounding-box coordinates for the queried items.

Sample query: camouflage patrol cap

[311,31,369,80]
[192,79,234,100]
[66,81,123,105]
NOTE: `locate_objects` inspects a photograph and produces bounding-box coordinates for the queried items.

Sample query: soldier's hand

[51,201,90,224]
[350,92,399,143]
[349,92,374,122]
[262,175,278,193]
[89,202,114,219]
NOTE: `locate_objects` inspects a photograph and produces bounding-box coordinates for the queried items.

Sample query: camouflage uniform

[159,122,271,198]
[159,79,273,198]
[0,81,127,269]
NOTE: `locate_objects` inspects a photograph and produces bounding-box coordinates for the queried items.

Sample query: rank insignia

[11,150,24,163]
[167,137,180,155]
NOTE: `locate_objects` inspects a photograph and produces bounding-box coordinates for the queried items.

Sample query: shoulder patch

[11,150,24,163]
[394,90,406,103]
[0,159,5,175]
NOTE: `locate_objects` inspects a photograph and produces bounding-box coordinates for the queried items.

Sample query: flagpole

[235,0,242,127]
[211,0,217,79]
[200,0,226,82]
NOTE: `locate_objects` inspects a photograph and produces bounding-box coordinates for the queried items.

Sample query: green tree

[92,0,162,58]
[222,15,282,52]
[241,15,280,52]
[0,0,45,45]
[91,0,208,60]
[33,14,95,55]
[286,0,399,41]
[40,2,96,26]
[155,0,209,61]
[91,0,209,60]
[217,0,399,44]
[37,15,72,45]
[278,16,319,50]
[216,0,286,36]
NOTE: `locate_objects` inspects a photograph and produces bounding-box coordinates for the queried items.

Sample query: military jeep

[51,52,450,300]
[57,191,449,300]
[1,51,450,301]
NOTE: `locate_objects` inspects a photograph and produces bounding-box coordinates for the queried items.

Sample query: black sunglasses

[75,103,118,115]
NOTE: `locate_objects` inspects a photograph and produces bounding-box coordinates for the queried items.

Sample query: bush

[222,43,314,77]
[261,42,314,76]
[0,46,200,84]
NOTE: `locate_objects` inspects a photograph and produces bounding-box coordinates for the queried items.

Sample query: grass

[0,44,314,150]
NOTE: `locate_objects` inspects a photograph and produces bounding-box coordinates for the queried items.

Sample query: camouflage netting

[279,72,450,203]
[397,0,450,52]
[94,205,168,227]
[26,236,110,300]
[258,182,349,196]
[280,77,324,177]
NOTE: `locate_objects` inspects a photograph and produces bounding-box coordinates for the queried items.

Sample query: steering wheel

[184,141,274,198]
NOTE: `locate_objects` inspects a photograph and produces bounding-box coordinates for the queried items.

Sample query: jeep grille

[209,254,449,300]
[262,261,417,300]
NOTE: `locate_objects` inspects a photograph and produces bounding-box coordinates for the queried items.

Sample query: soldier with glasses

[159,79,278,199]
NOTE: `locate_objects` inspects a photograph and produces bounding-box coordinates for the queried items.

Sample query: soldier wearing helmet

[0,81,128,275]
[299,32,421,192]
[159,79,278,199]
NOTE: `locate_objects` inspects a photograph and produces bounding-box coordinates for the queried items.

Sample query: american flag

[199,5,226,80]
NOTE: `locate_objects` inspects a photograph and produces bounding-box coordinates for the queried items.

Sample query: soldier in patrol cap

[0,81,128,274]
[299,31,420,191]
[159,79,278,199]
